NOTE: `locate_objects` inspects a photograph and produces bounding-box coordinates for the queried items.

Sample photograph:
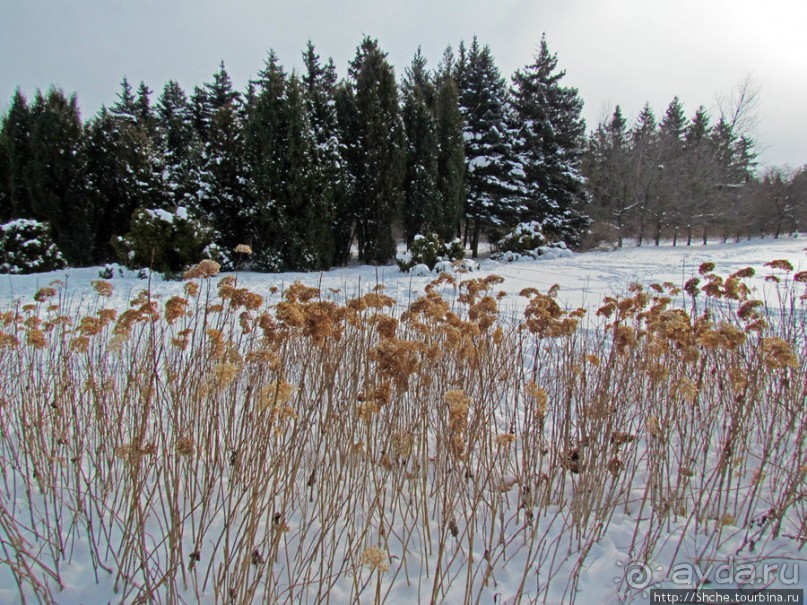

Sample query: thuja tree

[27,88,91,264]
[245,51,331,270]
[341,36,405,264]
[302,41,341,267]
[432,47,466,242]
[0,89,34,221]
[194,63,251,263]
[401,48,440,246]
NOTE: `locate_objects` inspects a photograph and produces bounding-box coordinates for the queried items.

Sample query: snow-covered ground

[2,237,805,313]
[0,237,805,605]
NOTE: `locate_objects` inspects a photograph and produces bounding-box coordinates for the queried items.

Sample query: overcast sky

[1,0,805,168]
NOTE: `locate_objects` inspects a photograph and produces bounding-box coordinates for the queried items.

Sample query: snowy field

[0,237,805,605]
[2,236,805,314]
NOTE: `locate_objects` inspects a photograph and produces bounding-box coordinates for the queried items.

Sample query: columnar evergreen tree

[401,48,440,245]
[110,78,163,207]
[195,62,250,261]
[0,89,34,220]
[510,35,589,246]
[334,81,359,263]
[341,37,405,264]
[156,80,202,210]
[432,47,466,242]
[27,88,89,263]
[82,107,147,261]
[281,75,327,268]
[245,51,329,270]
[0,135,8,222]
[457,37,520,257]
[243,51,288,269]
[301,41,341,266]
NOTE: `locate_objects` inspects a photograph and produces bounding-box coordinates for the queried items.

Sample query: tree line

[0,36,803,273]
[585,82,805,247]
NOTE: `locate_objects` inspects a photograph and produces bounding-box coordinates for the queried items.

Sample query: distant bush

[113,207,215,277]
[492,221,574,262]
[497,221,548,253]
[397,233,465,272]
[0,219,67,274]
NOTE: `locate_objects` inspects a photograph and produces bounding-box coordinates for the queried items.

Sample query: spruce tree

[654,96,687,244]
[457,37,520,257]
[110,78,138,121]
[510,35,589,247]
[108,78,163,209]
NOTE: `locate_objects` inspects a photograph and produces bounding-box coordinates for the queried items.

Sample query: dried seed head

[765,259,794,272]
[646,416,662,438]
[98,308,117,323]
[183,259,221,280]
[213,363,240,386]
[184,281,200,297]
[374,315,398,340]
[176,436,195,457]
[26,329,47,349]
[70,336,89,353]
[92,280,114,297]
[360,546,389,573]
[165,296,189,324]
[698,262,715,275]
[525,382,548,417]
[760,337,798,370]
[79,316,104,336]
[496,433,516,447]
[259,380,296,412]
[731,267,755,279]
[391,431,414,458]
[34,287,57,302]
[674,378,699,401]
[737,300,764,321]
[284,281,320,303]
